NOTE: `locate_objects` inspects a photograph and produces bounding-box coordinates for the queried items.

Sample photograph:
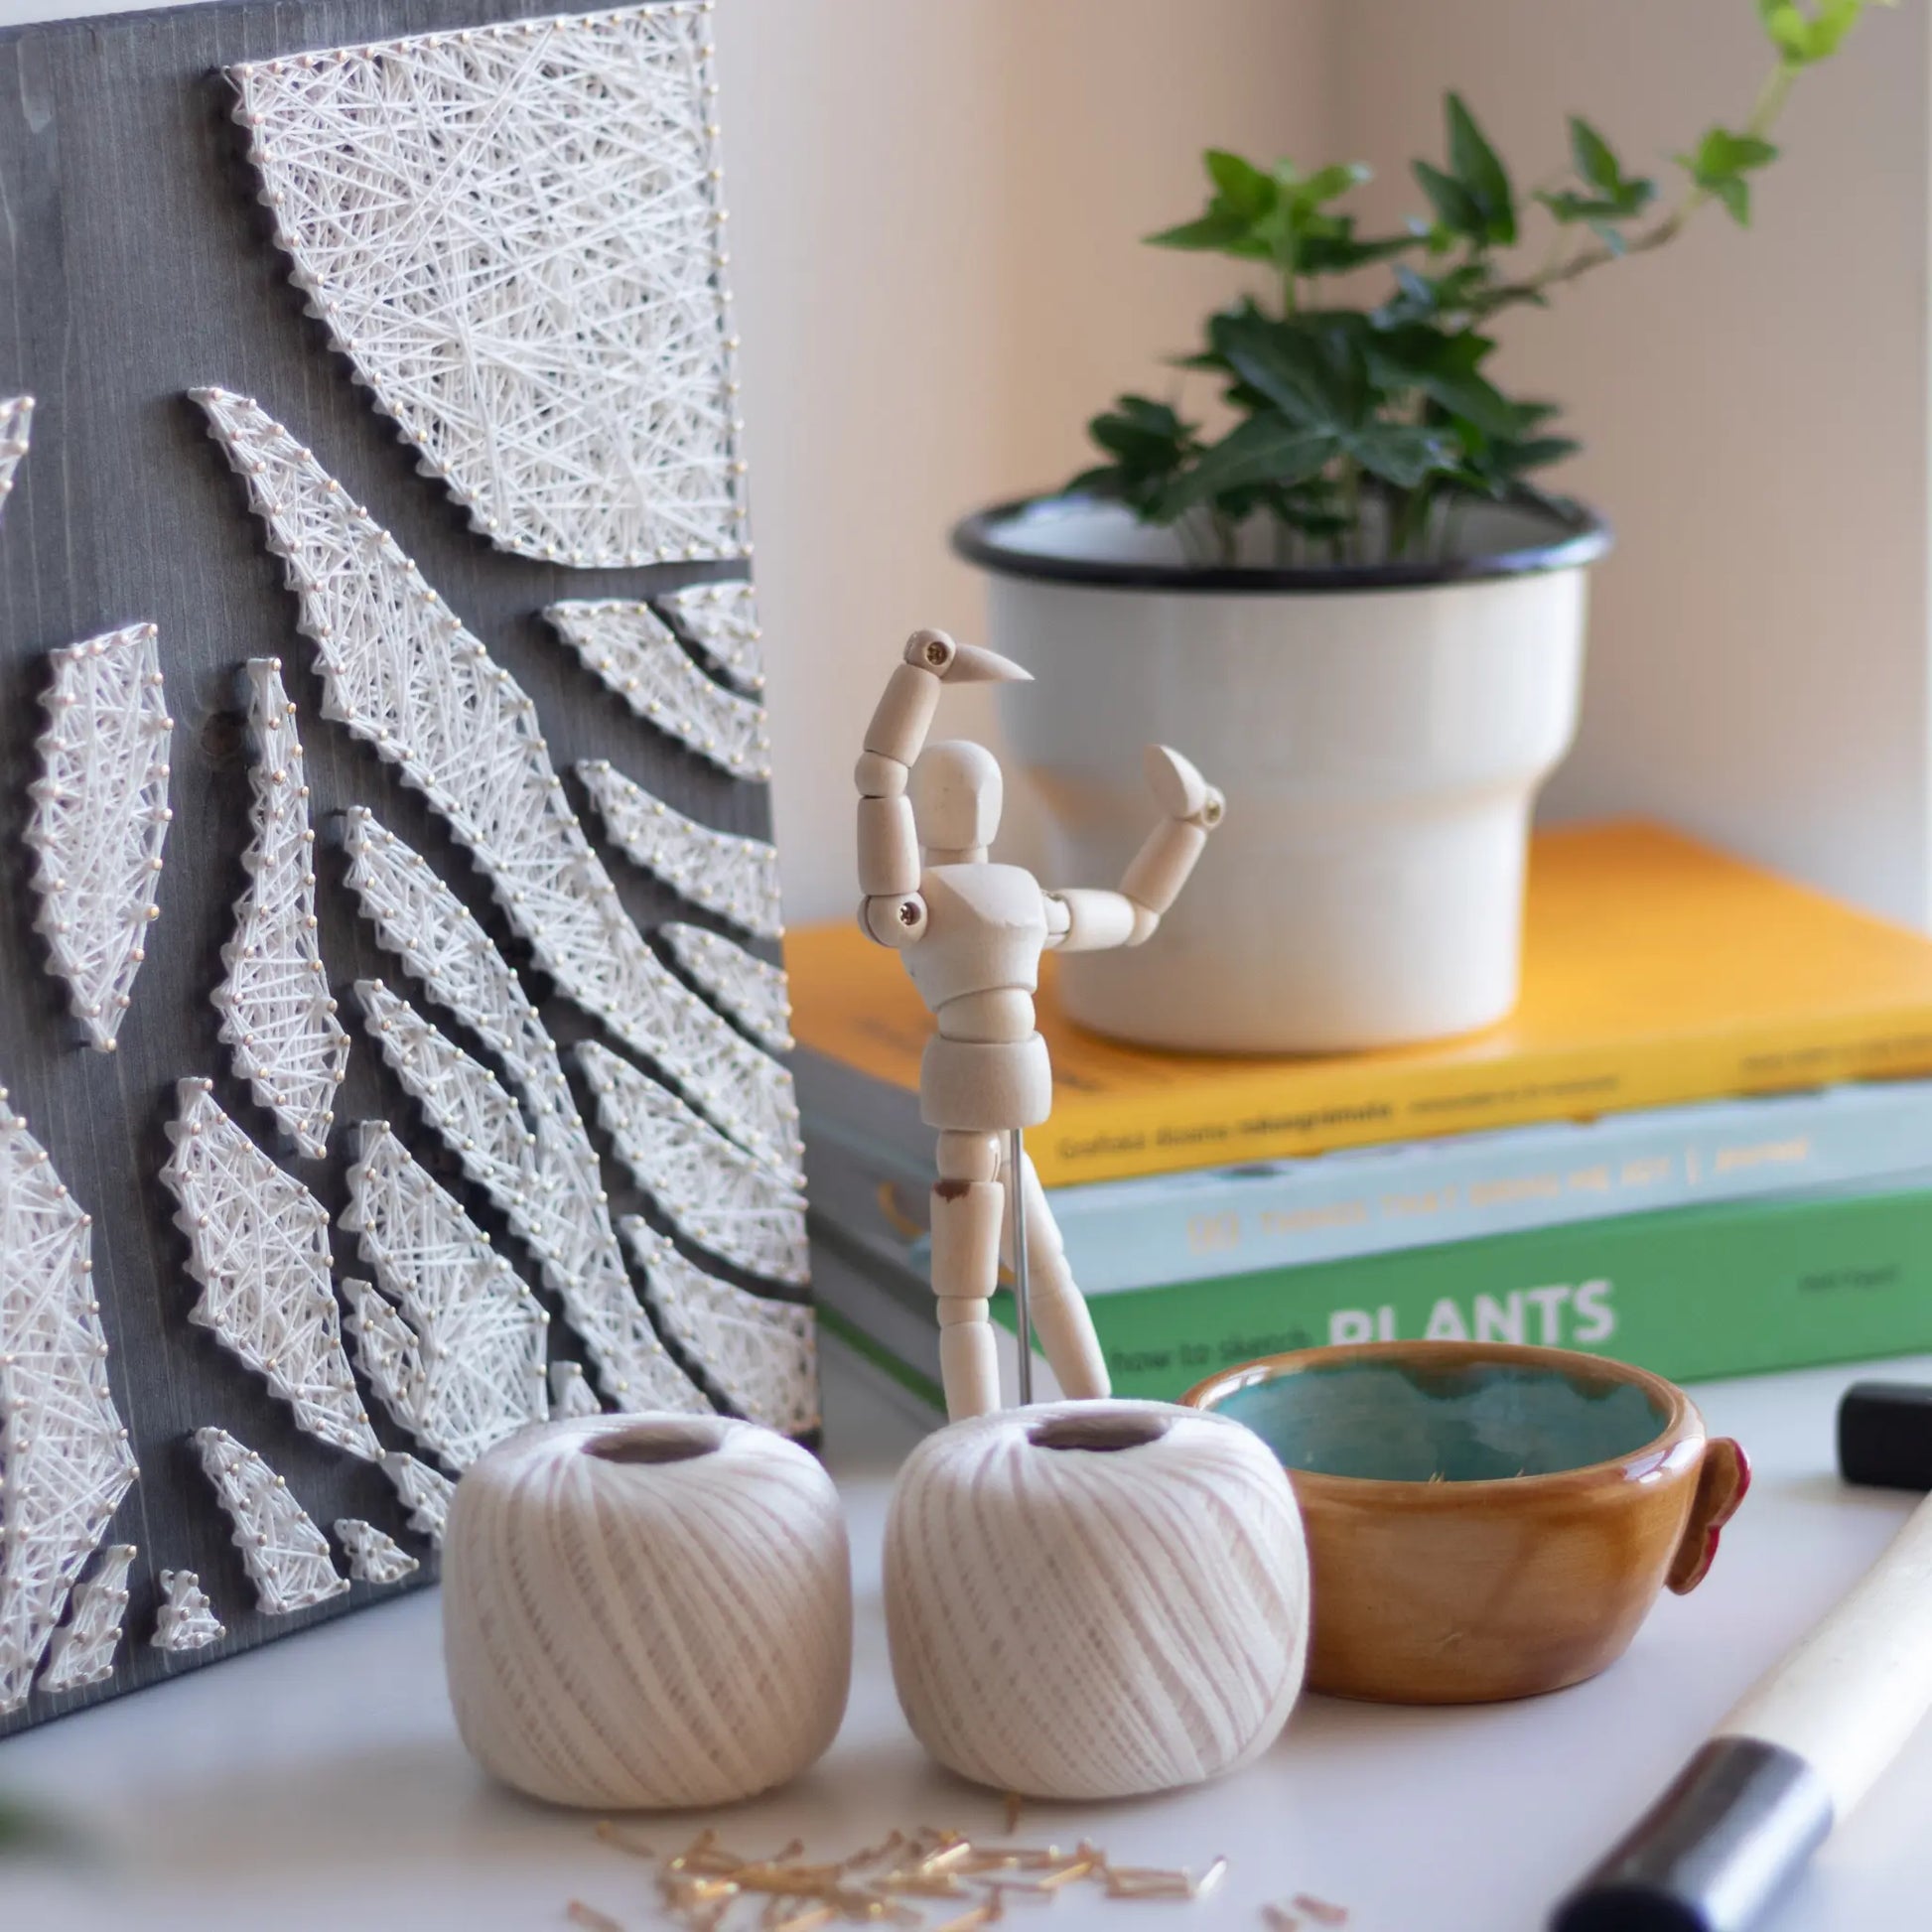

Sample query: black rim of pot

[951,490,1613,594]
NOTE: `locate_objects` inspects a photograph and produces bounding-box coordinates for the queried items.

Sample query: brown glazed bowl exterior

[1182,1341,1749,1705]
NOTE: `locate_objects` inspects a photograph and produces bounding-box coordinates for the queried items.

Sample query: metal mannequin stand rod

[1010,1126,1033,1408]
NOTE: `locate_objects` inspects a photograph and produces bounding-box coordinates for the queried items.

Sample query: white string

[619,1218,817,1437]
[547,600,770,778]
[0,1091,139,1715]
[582,1040,807,1287]
[192,1427,348,1616]
[194,387,799,1174]
[577,758,783,941]
[341,1123,550,1473]
[213,659,350,1159]
[0,395,31,520]
[379,1451,454,1548]
[159,1078,382,1462]
[36,1543,135,1695]
[343,813,711,1414]
[655,580,764,694]
[548,1360,604,1418]
[226,5,749,569]
[151,1570,225,1653]
[661,922,792,1054]
[334,1517,419,1587]
[26,624,174,1053]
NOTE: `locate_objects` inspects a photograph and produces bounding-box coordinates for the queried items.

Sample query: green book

[811,1182,1932,1414]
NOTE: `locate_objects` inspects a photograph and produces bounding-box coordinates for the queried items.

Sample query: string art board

[0,0,814,1736]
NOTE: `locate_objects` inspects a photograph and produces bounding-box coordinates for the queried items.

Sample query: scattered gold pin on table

[581,1815,1236,1927]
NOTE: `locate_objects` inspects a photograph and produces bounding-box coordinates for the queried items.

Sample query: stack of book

[790,822,1932,1418]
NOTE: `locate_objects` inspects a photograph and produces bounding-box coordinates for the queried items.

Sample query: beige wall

[718,0,1334,920]
[1329,1,1932,923]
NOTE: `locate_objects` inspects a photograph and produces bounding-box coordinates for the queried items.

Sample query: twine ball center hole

[584,1420,724,1465]
[1027,1412,1173,1454]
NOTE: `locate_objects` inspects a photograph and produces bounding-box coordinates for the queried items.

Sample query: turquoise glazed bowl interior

[1212,1355,1670,1483]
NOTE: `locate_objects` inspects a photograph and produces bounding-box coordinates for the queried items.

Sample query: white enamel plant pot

[953,495,1609,1054]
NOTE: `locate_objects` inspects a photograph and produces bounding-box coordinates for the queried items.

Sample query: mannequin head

[911,740,1002,861]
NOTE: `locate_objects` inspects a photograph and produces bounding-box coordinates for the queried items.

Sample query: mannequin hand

[1143,744,1225,830]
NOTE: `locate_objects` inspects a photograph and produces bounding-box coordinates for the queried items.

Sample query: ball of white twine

[884,1399,1310,1801]
[443,1414,852,1810]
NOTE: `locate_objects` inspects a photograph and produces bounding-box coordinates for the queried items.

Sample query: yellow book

[785,822,1932,1188]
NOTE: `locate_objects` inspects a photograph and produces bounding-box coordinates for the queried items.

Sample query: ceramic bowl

[1182,1341,1748,1705]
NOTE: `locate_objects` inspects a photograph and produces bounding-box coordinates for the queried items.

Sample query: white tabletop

[3,1344,1930,1932]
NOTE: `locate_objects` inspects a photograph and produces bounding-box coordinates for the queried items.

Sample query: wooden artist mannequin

[855,628,1225,1419]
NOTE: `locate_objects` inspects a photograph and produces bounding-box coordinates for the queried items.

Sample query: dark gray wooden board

[0,0,796,1735]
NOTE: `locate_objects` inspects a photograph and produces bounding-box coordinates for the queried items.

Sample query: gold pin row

[579,1818,1245,1929]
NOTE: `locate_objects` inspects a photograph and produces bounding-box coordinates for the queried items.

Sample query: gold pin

[593,1820,655,1861]
[1292,1894,1350,1924]
[565,1901,626,1932]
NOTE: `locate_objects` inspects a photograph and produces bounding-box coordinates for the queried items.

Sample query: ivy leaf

[1413,158,1487,240]
[1543,117,1656,223]
[1160,413,1337,515]
[1365,325,1521,439]
[1210,311,1370,429]
[1759,0,1871,65]
[1204,148,1276,218]
[1298,161,1373,205]
[1446,92,1517,244]
[1677,127,1780,225]
[1571,116,1621,195]
[1071,395,1199,522]
[1340,421,1453,489]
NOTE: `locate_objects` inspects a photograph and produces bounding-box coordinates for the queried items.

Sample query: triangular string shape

[577,758,783,941]
[212,659,351,1159]
[226,6,749,568]
[25,624,174,1053]
[0,1093,139,1714]
[159,1079,382,1462]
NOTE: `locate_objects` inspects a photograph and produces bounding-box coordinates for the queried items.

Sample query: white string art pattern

[0,1094,139,1715]
[151,1570,225,1653]
[547,600,770,778]
[620,1220,817,1437]
[380,1451,454,1547]
[0,395,31,520]
[193,1428,347,1616]
[159,1080,381,1462]
[335,1518,418,1587]
[342,1124,550,1473]
[549,1360,603,1419]
[37,1543,134,1695]
[26,624,174,1052]
[195,388,799,1173]
[655,580,764,693]
[213,660,350,1159]
[581,1040,807,1287]
[343,814,709,1413]
[662,922,792,1055]
[226,5,748,569]
[577,759,783,941]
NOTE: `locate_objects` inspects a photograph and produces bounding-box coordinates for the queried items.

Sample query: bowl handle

[1667,1437,1752,1595]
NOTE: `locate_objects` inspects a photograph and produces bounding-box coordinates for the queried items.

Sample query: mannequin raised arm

[856,628,1029,947]
[1045,744,1225,953]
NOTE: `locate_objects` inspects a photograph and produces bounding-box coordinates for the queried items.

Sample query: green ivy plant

[1066,2,1887,567]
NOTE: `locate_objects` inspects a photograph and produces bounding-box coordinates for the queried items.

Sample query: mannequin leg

[999,1146,1110,1401]
[930,1130,1004,1419]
